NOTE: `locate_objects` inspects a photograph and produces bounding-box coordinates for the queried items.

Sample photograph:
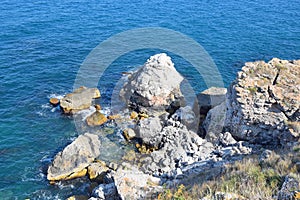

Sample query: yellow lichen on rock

[108,114,121,120]
[65,168,87,180]
[49,97,60,106]
[86,111,108,126]
[87,162,108,180]
[130,111,139,119]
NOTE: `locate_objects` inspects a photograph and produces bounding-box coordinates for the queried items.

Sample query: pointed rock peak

[145,53,174,69]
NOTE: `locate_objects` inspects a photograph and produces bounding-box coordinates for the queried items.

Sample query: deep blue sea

[1,0,299,199]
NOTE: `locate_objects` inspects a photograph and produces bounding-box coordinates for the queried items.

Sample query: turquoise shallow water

[1,0,299,199]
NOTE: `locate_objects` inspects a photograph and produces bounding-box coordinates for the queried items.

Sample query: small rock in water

[66,195,89,200]
[108,114,121,120]
[60,86,101,114]
[49,97,60,106]
[95,104,101,111]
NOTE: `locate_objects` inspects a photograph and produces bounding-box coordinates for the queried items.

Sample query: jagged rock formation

[120,53,184,110]
[225,58,300,144]
[60,86,100,114]
[47,133,101,181]
[50,55,300,200]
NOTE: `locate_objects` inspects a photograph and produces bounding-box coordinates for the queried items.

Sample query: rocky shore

[47,54,299,200]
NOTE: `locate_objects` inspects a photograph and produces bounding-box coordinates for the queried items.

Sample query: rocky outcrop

[48,55,300,199]
[60,86,101,114]
[47,133,101,181]
[225,58,300,144]
[118,54,218,178]
[120,53,184,110]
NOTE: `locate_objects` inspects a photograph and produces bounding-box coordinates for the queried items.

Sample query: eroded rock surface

[225,58,300,144]
[47,133,101,181]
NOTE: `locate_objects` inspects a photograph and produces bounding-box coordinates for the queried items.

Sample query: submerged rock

[86,111,108,126]
[60,86,100,114]
[225,58,300,144]
[47,133,101,181]
[123,128,136,141]
[120,53,184,109]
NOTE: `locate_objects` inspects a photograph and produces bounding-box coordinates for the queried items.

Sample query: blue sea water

[0,0,299,199]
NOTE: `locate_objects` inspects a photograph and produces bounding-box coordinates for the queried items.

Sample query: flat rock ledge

[60,86,101,114]
[47,133,101,181]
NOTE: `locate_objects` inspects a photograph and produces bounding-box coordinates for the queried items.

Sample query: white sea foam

[41,104,51,109]
[36,111,46,117]
[48,93,65,100]
[77,106,96,121]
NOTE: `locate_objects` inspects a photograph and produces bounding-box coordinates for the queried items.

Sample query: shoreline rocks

[47,55,299,199]
[47,133,101,181]
[60,86,100,114]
